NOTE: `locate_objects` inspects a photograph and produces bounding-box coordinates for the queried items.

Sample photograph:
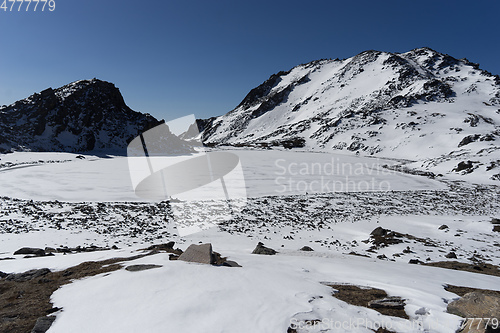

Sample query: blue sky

[1,0,499,121]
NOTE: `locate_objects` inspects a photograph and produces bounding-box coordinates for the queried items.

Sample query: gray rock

[368,296,405,309]
[222,260,242,267]
[409,259,423,264]
[31,316,56,333]
[5,268,51,282]
[446,251,458,259]
[300,246,314,251]
[252,242,277,255]
[370,227,389,237]
[125,264,162,272]
[44,247,56,254]
[13,247,45,256]
[438,224,449,230]
[178,243,214,264]
[447,292,500,319]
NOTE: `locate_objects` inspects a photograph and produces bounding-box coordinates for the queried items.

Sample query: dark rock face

[252,242,277,255]
[0,79,165,154]
[299,246,314,252]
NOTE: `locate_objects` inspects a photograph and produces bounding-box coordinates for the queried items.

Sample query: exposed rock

[0,271,8,278]
[446,251,458,259]
[13,247,45,256]
[453,160,479,174]
[178,243,215,264]
[299,246,314,252]
[409,259,424,265]
[447,292,500,318]
[368,296,405,310]
[125,264,162,272]
[222,260,242,268]
[370,227,389,237]
[31,316,56,333]
[144,242,183,255]
[438,224,449,230]
[5,268,51,282]
[252,242,277,255]
[44,247,56,254]
[493,226,500,233]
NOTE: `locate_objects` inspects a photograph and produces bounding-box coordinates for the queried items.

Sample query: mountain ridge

[196,47,500,181]
[0,79,169,155]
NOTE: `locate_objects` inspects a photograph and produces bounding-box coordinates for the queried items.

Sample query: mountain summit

[0,79,163,154]
[198,48,500,181]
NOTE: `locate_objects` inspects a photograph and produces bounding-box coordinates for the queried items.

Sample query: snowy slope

[198,48,500,182]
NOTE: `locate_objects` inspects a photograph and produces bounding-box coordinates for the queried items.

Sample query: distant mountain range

[1,48,499,181]
[0,79,170,154]
[195,47,500,181]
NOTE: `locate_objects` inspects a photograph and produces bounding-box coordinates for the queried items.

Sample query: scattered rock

[125,264,162,272]
[370,227,388,237]
[13,247,45,256]
[409,259,424,264]
[144,242,183,255]
[168,254,179,260]
[452,160,479,174]
[493,225,500,232]
[178,243,215,264]
[299,246,314,251]
[252,242,277,255]
[491,218,500,225]
[44,247,56,254]
[446,251,458,259]
[5,268,51,282]
[222,260,242,268]
[0,271,8,278]
[31,316,56,333]
[402,246,413,254]
[368,296,405,310]
[438,224,449,230]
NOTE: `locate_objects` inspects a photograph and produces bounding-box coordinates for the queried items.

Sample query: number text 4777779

[1,0,55,12]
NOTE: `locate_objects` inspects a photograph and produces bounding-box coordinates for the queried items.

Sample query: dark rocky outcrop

[252,242,277,255]
[0,79,182,155]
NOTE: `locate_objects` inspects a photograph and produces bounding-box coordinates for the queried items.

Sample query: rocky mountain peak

[0,79,167,154]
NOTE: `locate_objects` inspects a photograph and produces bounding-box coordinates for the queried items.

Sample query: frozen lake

[0,150,446,202]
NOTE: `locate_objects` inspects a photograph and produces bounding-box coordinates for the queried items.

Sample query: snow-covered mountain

[198,48,500,181]
[0,79,176,154]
